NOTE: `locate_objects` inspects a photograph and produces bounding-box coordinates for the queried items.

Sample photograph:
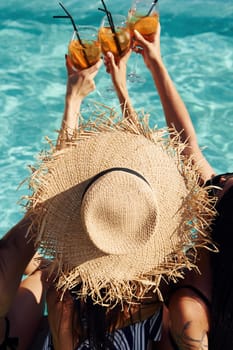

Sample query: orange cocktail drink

[98,27,130,57]
[128,12,159,42]
[127,0,159,44]
[68,26,101,70]
[98,15,130,58]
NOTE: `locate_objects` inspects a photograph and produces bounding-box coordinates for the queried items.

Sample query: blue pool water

[0,0,233,237]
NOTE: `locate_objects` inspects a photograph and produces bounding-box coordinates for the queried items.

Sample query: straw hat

[27,114,214,306]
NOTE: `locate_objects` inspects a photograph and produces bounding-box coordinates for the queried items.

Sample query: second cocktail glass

[98,14,130,59]
[97,13,131,96]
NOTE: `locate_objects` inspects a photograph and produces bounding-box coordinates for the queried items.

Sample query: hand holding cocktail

[126,0,159,83]
[128,0,159,45]
[132,22,162,70]
[97,0,131,95]
[53,3,101,71]
[53,0,160,93]
[98,0,131,62]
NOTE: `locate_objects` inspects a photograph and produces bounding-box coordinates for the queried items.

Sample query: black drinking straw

[146,0,159,17]
[53,2,90,66]
[98,0,122,56]
[53,3,83,44]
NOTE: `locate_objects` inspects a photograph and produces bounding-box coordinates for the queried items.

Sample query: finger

[83,59,102,78]
[106,51,116,69]
[156,22,161,38]
[94,59,103,71]
[133,30,147,47]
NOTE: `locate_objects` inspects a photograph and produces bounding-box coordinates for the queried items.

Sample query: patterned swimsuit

[42,307,163,350]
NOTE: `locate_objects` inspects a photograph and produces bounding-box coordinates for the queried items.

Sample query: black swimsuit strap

[205,172,233,187]
[0,318,18,350]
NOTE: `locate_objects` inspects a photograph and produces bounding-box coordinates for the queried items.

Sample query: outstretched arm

[104,50,138,125]
[56,56,102,149]
[132,24,212,350]
[0,56,102,312]
[133,25,215,183]
[0,57,102,345]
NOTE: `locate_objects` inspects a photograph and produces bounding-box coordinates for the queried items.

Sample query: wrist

[148,56,168,83]
[147,53,164,71]
[64,94,82,116]
[65,89,83,104]
[116,89,130,104]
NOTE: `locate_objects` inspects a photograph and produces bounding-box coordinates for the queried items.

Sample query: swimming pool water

[0,0,233,237]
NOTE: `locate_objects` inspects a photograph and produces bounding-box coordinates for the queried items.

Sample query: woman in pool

[128,24,233,350]
[23,36,215,349]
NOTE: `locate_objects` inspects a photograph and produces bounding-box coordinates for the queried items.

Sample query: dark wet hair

[79,297,115,349]
[209,185,233,349]
[70,287,120,349]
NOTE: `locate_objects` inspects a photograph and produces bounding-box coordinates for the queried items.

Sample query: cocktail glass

[98,14,130,59]
[127,0,159,83]
[68,26,101,70]
[128,0,159,43]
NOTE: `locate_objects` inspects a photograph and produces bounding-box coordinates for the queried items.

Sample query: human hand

[132,23,162,70]
[65,55,102,99]
[104,49,131,92]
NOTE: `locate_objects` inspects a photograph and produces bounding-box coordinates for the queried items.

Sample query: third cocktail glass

[127,0,159,83]
[128,0,159,43]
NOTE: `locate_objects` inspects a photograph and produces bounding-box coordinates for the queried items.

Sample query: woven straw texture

[25,112,215,306]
